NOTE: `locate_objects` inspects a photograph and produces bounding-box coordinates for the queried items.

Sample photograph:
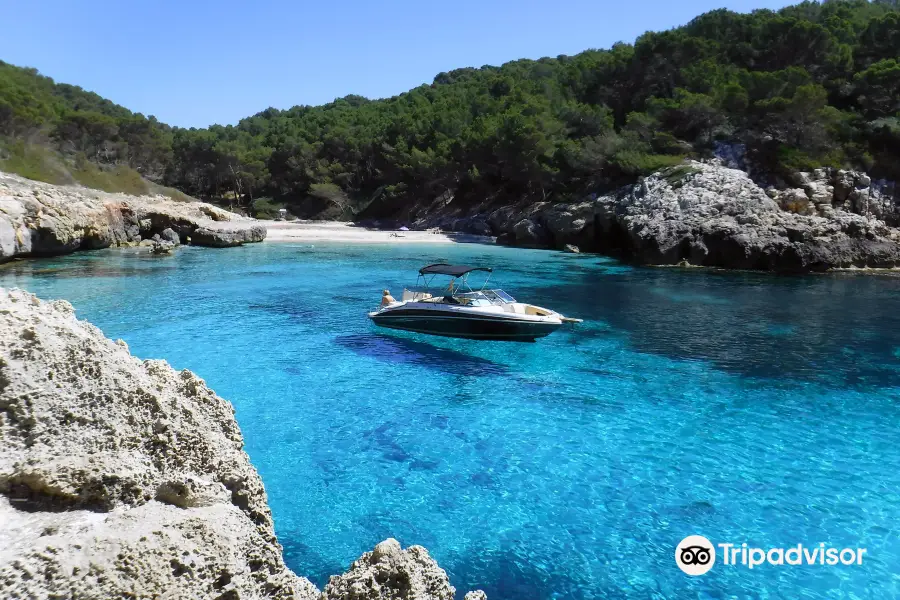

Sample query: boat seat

[402,290,433,301]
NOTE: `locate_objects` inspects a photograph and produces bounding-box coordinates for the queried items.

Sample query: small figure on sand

[381,289,396,307]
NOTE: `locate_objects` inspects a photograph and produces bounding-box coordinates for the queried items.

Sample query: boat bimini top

[405,263,514,305]
[418,263,493,277]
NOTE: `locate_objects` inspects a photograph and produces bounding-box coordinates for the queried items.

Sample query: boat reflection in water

[368,263,582,342]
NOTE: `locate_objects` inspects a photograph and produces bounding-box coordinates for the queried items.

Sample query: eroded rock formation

[415,161,900,271]
[0,288,485,600]
[588,162,900,271]
[402,159,900,271]
[773,168,898,226]
[322,538,475,600]
[0,171,266,262]
[0,288,316,599]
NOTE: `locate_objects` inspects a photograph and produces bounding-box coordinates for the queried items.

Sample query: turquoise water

[3,243,899,599]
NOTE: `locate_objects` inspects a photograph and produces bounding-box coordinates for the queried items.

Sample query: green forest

[1,0,899,218]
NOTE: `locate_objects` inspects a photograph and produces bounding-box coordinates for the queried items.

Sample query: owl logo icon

[676,535,716,575]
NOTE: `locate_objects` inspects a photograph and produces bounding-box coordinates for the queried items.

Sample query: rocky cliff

[589,162,900,271]
[321,538,485,600]
[0,172,266,262]
[0,288,485,600]
[412,161,900,272]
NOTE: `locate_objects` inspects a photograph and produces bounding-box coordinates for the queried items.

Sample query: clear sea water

[2,242,899,599]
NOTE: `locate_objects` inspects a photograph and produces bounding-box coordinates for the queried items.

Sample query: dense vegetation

[2,0,899,217]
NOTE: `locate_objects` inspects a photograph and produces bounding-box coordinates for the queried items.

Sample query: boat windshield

[451,289,516,305]
[485,289,516,303]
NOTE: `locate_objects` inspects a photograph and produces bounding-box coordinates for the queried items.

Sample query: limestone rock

[407,160,898,271]
[461,217,493,237]
[512,218,549,247]
[413,214,494,237]
[776,188,814,215]
[322,539,485,600]
[0,289,482,600]
[191,224,268,247]
[803,175,834,206]
[787,169,898,223]
[149,239,176,255]
[485,162,897,271]
[373,538,403,558]
[160,227,181,245]
[487,206,522,235]
[590,161,900,271]
[485,202,544,238]
[0,288,316,600]
[0,171,266,263]
[495,232,515,246]
[832,170,855,204]
[541,201,595,248]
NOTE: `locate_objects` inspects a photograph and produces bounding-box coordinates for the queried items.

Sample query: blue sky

[1,0,796,128]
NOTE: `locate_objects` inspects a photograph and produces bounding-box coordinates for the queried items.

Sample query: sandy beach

[263,220,495,245]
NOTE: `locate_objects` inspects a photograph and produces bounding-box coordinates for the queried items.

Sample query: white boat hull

[368,302,563,341]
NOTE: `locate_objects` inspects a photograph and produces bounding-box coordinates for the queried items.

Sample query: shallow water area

[3,243,899,599]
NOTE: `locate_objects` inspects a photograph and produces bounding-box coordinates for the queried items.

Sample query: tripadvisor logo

[676,535,716,575]
[675,536,867,575]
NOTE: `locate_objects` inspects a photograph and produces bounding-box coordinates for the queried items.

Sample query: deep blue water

[3,243,899,599]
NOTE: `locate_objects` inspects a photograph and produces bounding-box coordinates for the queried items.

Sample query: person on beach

[381,289,396,307]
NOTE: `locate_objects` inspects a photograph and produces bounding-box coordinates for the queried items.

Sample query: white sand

[263,220,495,245]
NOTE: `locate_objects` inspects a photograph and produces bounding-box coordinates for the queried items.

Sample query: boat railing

[400,286,516,306]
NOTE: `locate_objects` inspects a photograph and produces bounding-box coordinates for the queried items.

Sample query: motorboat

[367,263,582,341]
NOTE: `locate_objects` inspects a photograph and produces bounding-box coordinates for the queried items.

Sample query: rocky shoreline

[410,161,900,273]
[6,162,900,274]
[0,172,266,263]
[0,288,486,599]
